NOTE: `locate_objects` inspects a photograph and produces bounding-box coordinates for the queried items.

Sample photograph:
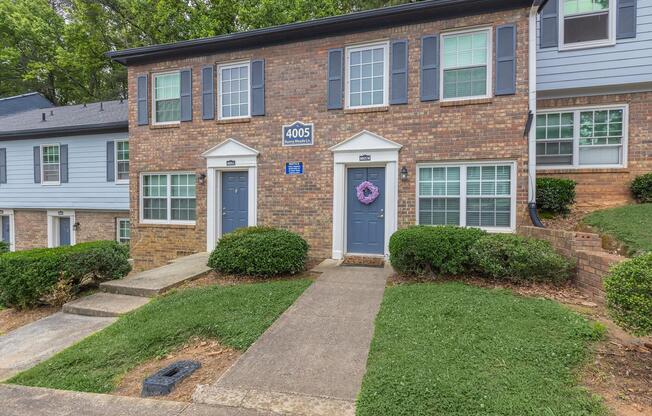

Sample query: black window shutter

[420,35,439,101]
[60,144,68,183]
[201,65,215,120]
[137,75,148,125]
[107,141,115,182]
[0,148,6,184]
[540,0,559,48]
[33,146,41,184]
[495,24,517,96]
[327,48,344,110]
[617,0,637,39]
[390,40,409,105]
[180,69,192,121]
[251,60,265,116]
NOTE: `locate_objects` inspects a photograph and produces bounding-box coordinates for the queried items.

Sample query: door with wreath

[346,167,385,255]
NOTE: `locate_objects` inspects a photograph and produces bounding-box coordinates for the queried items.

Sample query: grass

[583,203,652,255]
[9,279,311,393]
[356,282,607,416]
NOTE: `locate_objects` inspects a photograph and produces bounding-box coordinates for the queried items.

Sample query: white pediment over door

[202,138,259,158]
[329,130,402,153]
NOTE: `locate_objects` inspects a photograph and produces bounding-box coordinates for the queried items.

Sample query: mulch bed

[341,256,385,267]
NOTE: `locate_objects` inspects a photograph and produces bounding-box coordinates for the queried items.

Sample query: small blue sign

[285,162,303,175]
[282,121,314,146]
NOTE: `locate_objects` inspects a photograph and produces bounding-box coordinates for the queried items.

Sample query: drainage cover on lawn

[141,360,201,397]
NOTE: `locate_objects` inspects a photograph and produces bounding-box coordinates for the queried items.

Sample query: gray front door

[222,171,248,235]
[1,216,9,244]
[347,167,385,254]
[59,217,71,246]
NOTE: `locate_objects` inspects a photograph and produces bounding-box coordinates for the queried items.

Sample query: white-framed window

[116,140,129,183]
[536,105,627,168]
[152,71,181,124]
[41,144,60,185]
[560,0,615,49]
[117,218,130,244]
[417,162,516,231]
[218,61,251,120]
[140,172,196,224]
[0,209,15,252]
[441,28,492,101]
[345,41,390,109]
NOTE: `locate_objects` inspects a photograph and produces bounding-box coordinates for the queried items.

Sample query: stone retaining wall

[518,226,626,303]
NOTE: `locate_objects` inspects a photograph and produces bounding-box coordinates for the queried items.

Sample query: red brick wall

[75,211,129,243]
[14,210,47,250]
[519,226,626,303]
[538,92,652,210]
[127,8,532,269]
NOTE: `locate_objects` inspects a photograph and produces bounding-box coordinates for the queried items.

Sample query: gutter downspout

[528,1,545,227]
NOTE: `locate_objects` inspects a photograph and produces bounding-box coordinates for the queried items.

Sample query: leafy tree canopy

[0,0,411,105]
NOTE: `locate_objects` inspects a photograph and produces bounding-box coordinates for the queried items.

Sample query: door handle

[378,209,384,219]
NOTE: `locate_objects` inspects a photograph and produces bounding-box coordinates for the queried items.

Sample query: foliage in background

[470,234,574,283]
[630,173,652,203]
[208,226,309,276]
[389,226,486,276]
[604,252,652,336]
[583,204,652,256]
[0,0,410,104]
[536,177,576,215]
[0,241,131,309]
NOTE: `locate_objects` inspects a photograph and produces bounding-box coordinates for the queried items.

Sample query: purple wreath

[356,181,380,205]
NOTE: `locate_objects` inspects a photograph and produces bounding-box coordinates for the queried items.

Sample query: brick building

[108,0,539,270]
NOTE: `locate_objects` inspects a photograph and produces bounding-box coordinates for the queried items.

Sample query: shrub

[0,241,8,254]
[537,177,576,215]
[630,173,652,203]
[208,226,308,276]
[470,234,574,283]
[0,241,131,309]
[389,226,486,276]
[604,253,652,336]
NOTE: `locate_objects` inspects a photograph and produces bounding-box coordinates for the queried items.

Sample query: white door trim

[203,139,259,251]
[47,209,76,248]
[0,209,16,252]
[330,131,401,259]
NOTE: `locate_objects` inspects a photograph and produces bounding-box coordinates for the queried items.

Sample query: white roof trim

[201,138,260,158]
[329,130,402,153]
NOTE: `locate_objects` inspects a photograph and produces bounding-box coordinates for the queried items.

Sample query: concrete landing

[0,384,278,416]
[62,293,150,317]
[0,313,115,381]
[193,264,390,415]
[101,252,211,297]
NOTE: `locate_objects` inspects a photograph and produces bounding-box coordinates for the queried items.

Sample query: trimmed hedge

[537,177,576,215]
[208,226,308,276]
[470,234,574,283]
[604,253,652,336]
[389,226,486,276]
[0,241,131,309]
[631,173,652,203]
[0,241,8,254]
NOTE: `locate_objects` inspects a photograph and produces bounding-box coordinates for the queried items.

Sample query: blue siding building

[0,101,130,251]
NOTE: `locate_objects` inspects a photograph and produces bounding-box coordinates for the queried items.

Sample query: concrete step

[100,252,211,297]
[62,293,150,318]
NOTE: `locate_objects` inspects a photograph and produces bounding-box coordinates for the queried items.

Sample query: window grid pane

[155,73,181,122]
[441,31,488,99]
[419,197,461,226]
[221,65,249,118]
[42,145,60,183]
[118,219,130,244]
[466,165,511,228]
[564,0,609,15]
[171,174,196,221]
[116,141,129,181]
[349,46,385,107]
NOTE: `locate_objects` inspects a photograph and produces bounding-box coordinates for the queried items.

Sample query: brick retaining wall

[518,226,626,303]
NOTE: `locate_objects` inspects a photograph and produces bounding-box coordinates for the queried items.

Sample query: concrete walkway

[193,262,390,416]
[0,384,277,416]
[0,313,115,381]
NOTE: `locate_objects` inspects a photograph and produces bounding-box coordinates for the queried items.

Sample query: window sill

[344,106,389,115]
[217,117,251,125]
[537,167,628,174]
[150,123,180,130]
[558,40,615,52]
[440,98,493,107]
[138,222,196,229]
[115,180,130,185]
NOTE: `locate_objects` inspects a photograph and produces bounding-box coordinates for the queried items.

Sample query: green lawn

[583,203,652,255]
[9,279,311,393]
[357,283,606,416]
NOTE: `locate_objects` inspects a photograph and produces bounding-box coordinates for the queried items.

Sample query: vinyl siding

[537,0,652,91]
[0,133,129,210]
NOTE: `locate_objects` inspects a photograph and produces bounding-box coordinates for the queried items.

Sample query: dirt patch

[341,255,385,267]
[0,305,59,335]
[180,265,322,290]
[112,338,241,402]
